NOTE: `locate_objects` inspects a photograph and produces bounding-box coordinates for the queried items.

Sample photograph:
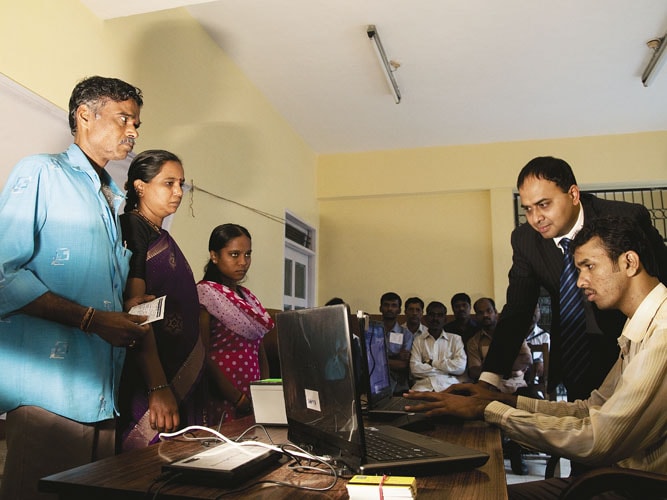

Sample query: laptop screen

[276,305,364,467]
[363,320,393,400]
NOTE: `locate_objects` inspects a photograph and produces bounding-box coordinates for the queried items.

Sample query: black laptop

[276,305,488,476]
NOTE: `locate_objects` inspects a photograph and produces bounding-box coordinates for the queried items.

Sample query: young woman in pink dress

[197,224,274,426]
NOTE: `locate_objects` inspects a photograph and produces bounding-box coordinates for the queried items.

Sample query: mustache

[120,138,136,146]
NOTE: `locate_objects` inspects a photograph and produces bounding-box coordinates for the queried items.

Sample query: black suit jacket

[483,193,667,400]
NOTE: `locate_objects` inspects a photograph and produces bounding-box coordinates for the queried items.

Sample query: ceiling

[81,0,667,154]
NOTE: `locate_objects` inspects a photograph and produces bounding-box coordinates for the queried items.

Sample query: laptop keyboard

[364,430,440,461]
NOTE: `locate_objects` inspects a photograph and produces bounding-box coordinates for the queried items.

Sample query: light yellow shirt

[485,283,667,472]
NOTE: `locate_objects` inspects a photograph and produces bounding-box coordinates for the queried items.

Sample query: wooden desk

[40,417,507,499]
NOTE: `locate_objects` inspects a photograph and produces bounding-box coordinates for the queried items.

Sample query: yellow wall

[0,0,318,309]
[317,132,667,312]
[319,190,493,313]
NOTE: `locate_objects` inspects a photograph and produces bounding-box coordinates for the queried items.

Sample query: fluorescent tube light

[642,34,667,87]
[367,25,401,103]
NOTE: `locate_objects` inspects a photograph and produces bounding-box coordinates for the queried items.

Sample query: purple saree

[118,215,205,451]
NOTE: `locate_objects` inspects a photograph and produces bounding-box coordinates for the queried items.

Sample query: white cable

[158,425,328,462]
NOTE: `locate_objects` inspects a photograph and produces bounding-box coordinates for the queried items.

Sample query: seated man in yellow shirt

[404,215,667,499]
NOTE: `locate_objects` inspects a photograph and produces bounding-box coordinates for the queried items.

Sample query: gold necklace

[132,209,162,233]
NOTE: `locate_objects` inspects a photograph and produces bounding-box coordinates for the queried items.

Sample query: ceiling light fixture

[367,25,401,103]
[642,33,667,87]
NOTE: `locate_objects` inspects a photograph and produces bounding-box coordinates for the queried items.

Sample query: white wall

[0,73,71,189]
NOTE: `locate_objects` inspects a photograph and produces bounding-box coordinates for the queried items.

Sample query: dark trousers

[508,476,638,500]
[0,406,115,500]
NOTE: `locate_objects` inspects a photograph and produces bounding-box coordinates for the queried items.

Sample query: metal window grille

[285,223,313,250]
[514,187,667,241]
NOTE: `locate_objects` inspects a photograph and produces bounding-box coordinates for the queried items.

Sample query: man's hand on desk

[444,383,513,402]
[402,390,489,419]
[402,383,517,420]
[472,380,500,392]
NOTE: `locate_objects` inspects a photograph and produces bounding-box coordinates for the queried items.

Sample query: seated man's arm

[388,357,408,370]
[466,335,483,381]
[432,335,467,375]
[411,327,667,466]
[404,384,518,419]
[398,329,414,361]
[409,339,435,376]
[511,340,533,374]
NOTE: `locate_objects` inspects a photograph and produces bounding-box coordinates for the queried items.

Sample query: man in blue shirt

[0,76,151,500]
[379,292,412,394]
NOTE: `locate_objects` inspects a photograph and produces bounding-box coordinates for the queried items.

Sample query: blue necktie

[559,238,589,384]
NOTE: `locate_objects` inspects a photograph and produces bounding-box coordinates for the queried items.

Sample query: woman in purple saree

[117,150,205,452]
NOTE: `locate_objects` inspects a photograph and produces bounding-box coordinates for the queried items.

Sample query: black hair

[68,76,143,135]
[124,150,182,213]
[516,156,578,193]
[450,292,471,306]
[380,292,402,308]
[474,297,496,312]
[571,215,658,277]
[203,224,252,284]
[404,297,424,310]
[325,297,346,306]
[426,301,447,315]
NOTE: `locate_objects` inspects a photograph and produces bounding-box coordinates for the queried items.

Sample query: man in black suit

[478,156,667,402]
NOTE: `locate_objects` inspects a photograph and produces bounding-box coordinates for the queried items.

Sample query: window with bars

[285,223,313,250]
[514,186,667,241]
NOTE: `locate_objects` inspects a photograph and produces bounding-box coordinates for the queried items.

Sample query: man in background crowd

[467,297,532,393]
[410,301,467,392]
[402,296,427,337]
[379,292,413,394]
[444,292,479,343]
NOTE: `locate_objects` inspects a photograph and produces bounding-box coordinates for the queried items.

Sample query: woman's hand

[148,388,180,432]
[235,392,253,417]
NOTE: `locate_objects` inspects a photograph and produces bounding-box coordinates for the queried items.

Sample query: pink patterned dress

[197,280,274,424]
